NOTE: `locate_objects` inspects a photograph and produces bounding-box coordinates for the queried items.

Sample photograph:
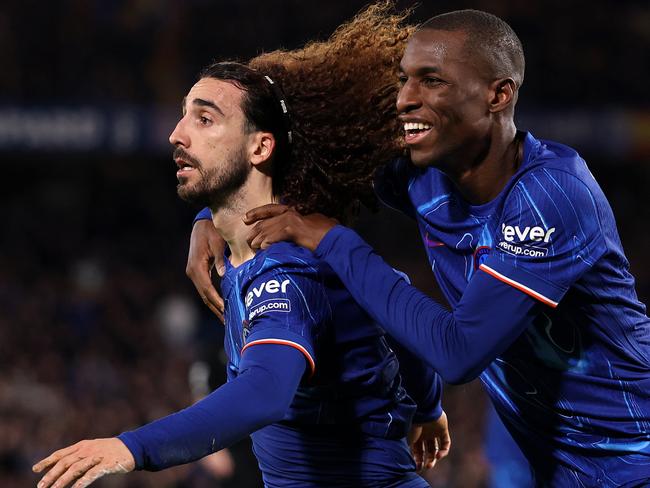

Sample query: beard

[176,147,251,210]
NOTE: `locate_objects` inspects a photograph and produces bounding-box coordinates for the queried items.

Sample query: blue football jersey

[376,132,650,486]
[220,242,429,487]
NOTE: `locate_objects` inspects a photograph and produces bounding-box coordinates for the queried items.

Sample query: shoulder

[245,242,322,280]
[517,135,603,196]
[238,242,327,305]
[506,139,606,217]
[375,157,452,211]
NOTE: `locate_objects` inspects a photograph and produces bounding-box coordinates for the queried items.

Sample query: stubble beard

[177,148,251,211]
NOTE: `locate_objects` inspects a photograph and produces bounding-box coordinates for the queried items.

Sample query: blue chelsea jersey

[376,132,650,486]
[220,242,429,487]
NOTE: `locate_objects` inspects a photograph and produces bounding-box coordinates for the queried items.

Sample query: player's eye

[198,115,212,126]
[422,77,443,87]
[398,75,408,86]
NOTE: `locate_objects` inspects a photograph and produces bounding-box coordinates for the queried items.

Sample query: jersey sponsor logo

[501,224,556,243]
[248,298,291,320]
[245,279,290,307]
[497,240,548,258]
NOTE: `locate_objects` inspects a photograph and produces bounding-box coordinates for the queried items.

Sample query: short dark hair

[199,61,291,194]
[420,9,525,87]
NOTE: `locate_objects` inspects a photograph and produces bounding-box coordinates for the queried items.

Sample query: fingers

[213,252,226,277]
[199,282,225,322]
[71,465,111,488]
[248,225,290,251]
[435,431,451,460]
[37,455,101,488]
[423,437,438,470]
[243,204,288,224]
[187,219,226,317]
[411,439,425,472]
[208,232,227,278]
[33,444,80,473]
[187,256,225,320]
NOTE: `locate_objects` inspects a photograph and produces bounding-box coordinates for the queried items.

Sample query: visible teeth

[403,122,432,131]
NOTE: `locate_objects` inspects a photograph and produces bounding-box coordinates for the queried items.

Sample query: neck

[210,175,274,268]
[445,124,522,205]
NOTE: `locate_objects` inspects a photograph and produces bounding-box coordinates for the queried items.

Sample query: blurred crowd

[1,0,649,487]
[0,0,648,107]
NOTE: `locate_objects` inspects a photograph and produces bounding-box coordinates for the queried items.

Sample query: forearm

[316,226,539,384]
[387,337,443,422]
[119,345,304,471]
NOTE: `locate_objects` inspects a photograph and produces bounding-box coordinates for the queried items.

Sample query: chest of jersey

[410,183,501,307]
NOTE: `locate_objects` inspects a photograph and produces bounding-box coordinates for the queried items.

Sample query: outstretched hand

[408,411,451,472]
[32,438,135,488]
[244,204,337,252]
[186,219,226,322]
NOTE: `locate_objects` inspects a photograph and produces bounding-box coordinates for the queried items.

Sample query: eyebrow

[398,65,441,76]
[181,96,225,116]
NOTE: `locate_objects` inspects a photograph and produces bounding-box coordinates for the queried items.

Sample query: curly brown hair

[248,2,414,222]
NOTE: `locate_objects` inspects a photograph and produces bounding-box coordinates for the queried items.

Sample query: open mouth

[177,163,194,172]
[175,159,196,175]
[403,122,432,144]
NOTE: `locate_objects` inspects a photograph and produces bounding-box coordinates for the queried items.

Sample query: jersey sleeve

[241,261,330,377]
[193,207,212,224]
[118,344,305,471]
[480,169,607,307]
[314,225,541,384]
[374,157,416,218]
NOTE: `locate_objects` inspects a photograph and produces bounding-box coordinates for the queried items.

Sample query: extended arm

[33,344,305,487]
[389,338,450,470]
[316,226,540,384]
[120,344,305,470]
[243,170,603,385]
[242,207,538,383]
[388,337,442,423]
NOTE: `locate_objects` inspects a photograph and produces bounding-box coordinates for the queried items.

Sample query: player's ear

[488,77,517,113]
[249,131,276,167]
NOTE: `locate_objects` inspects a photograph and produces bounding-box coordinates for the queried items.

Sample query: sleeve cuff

[314,224,355,260]
[117,432,144,470]
[413,403,443,424]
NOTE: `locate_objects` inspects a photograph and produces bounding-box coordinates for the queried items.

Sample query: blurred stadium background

[1,0,648,486]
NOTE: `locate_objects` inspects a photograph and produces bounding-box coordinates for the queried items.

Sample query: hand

[32,438,135,488]
[244,204,338,252]
[187,219,226,321]
[407,411,451,472]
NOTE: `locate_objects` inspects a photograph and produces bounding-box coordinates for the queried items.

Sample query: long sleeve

[315,226,541,384]
[388,337,443,423]
[118,344,305,471]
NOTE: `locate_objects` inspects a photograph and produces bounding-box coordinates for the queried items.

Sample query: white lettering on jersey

[245,279,291,308]
[248,299,291,320]
[502,224,556,243]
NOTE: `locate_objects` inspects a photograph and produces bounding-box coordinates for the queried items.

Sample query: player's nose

[169,119,189,147]
[396,79,422,114]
